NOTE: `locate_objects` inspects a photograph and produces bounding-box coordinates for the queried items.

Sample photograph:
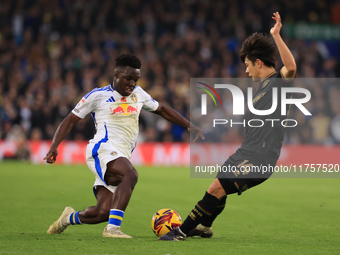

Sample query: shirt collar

[261,71,276,83]
[110,82,115,92]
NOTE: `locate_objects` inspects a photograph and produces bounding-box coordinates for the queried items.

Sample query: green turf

[0,161,339,255]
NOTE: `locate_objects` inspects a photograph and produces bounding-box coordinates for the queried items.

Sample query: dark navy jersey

[240,71,294,156]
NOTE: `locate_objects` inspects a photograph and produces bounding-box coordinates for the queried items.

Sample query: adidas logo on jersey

[106,97,115,102]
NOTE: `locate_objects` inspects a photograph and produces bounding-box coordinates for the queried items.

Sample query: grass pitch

[0,161,339,255]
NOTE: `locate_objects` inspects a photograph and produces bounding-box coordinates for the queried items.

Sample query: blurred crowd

[1,0,340,148]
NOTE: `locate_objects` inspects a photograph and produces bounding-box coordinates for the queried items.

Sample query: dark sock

[200,195,226,227]
[179,192,219,235]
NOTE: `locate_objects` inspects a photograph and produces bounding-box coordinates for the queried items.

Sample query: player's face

[114,66,141,96]
[245,57,261,82]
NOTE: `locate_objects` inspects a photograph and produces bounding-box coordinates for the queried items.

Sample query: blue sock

[108,209,124,227]
[69,211,82,225]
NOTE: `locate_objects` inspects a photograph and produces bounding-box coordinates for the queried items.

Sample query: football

[151,208,182,237]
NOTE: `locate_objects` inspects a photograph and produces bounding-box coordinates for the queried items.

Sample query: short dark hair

[115,53,142,69]
[240,33,277,68]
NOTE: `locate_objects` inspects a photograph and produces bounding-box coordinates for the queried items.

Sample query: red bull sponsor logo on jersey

[110,103,139,116]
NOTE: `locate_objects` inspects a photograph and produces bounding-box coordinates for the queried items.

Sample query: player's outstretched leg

[187,195,227,238]
[159,179,225,241]
[47,206,75,234]
[159,192,219,241]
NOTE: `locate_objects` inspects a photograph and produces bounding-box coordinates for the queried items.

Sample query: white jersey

[72,84,159,159]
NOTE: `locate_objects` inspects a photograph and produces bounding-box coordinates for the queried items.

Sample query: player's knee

[207,179,226,199]
[97,207,110,222]
[105,167,138,186]
[127,167,138,186]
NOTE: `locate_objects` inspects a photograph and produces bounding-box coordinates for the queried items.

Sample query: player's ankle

[196,224,210,232]
[106,224,120,230]
[178,227,186,237]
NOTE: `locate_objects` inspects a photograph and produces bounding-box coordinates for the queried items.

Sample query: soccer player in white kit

[44,54,204,238]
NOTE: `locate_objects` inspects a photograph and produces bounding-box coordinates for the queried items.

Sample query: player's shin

[200,195,226,227]
[179,192,219,235]
[107,209,124,229]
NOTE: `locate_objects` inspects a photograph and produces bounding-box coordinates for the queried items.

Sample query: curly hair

[240,33,277,68]
[115,53,142,69]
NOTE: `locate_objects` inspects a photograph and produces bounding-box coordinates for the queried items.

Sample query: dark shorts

[216,148,278,195]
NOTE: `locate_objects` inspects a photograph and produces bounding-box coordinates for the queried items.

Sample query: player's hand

[270,12,282,36]
[188,125,205,142]
[44,149,58,164]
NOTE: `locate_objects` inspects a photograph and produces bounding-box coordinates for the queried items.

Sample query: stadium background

[0,0,340,164]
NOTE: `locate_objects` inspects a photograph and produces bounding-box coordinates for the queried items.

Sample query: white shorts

[86,142,128,197]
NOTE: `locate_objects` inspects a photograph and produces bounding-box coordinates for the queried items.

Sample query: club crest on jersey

[110,151,117,156]
[131,94,137,103]
[262,80,270,88]
[110,103,139,116]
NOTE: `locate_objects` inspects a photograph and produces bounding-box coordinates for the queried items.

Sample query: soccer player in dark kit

[159,12,297,241]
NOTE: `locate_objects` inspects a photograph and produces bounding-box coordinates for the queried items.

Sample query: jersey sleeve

[72,90,100,118]
[279,69,295,84]
[141,89,159,112]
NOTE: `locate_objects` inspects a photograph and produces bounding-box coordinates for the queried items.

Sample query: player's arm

[270,12,297,80]
[153,104,204,142]
[44,112,81,164]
